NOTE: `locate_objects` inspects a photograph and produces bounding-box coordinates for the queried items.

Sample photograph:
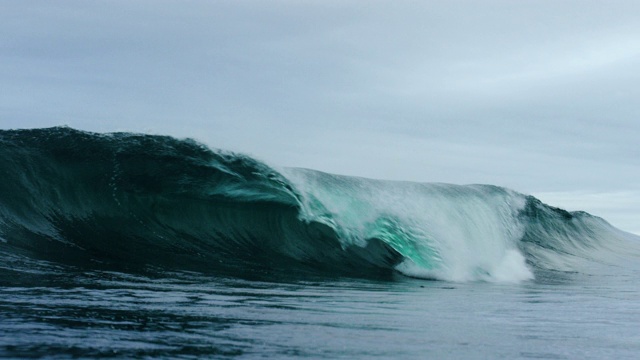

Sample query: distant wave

[0,127,637,282]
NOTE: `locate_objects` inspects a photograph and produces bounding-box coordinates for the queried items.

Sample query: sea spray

[283,168,533,282]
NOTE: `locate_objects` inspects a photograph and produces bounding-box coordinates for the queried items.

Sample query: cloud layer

[1,1,639,232]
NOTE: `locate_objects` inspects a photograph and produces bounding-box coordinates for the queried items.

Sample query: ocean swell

[0,127,636,282]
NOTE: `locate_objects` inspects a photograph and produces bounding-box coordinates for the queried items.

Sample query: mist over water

[1,127,639,358]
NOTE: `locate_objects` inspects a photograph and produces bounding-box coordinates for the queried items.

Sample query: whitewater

[1,127,639,359]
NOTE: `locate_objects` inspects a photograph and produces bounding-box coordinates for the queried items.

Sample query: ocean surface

[1,127,639,359]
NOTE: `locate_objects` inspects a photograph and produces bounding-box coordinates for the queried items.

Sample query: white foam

[486,249,534,283]
[283,168,535,282]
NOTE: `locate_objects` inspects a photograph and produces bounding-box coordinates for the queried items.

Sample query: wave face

[0,127,637,282]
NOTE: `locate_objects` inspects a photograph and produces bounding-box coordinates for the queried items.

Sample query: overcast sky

[1,1,639,233]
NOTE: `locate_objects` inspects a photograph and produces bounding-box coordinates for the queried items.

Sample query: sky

[1,1,639,233]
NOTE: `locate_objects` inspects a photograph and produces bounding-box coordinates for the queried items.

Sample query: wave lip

[283,168,535,282]
[0,127,637,282]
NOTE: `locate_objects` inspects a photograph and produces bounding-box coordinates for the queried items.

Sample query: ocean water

[1,127,639,359]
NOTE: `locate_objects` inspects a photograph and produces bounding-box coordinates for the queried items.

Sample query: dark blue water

[2,261,640,359]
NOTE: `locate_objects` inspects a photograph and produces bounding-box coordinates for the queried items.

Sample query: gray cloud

[1,1,639,231]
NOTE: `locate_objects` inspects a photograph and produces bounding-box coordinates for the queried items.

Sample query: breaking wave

[0,127,637,282]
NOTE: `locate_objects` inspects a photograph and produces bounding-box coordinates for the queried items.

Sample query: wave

[0,127,637,282]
